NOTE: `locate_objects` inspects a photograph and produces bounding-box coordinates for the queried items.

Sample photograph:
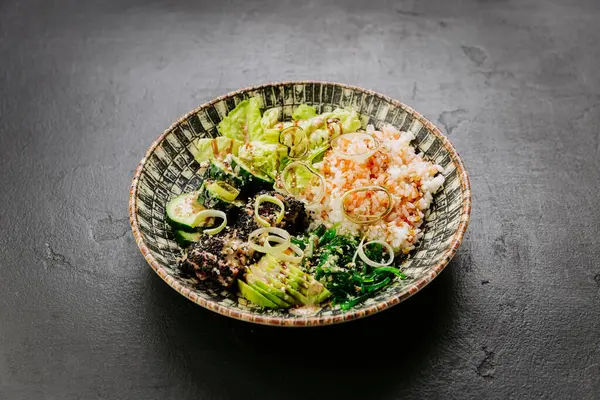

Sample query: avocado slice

[252,278,298,305]
[247,264,299,306]
[260,256,308,289]
[245,255,331,307]
[287,265,309,280]
[281,274,305,293]
[317,287,332,303]
[238,280,279,308]
[285,268,330,305]
[282,269,309,289]
[249,282,291,308]
[286,287,310,305]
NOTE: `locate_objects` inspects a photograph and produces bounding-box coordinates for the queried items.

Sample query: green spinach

[298,226,407,310]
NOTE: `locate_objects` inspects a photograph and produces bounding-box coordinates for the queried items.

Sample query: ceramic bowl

[129,81,471,326]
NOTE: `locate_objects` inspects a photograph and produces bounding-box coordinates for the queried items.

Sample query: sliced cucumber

[174,230,202,247]
[206,159,243,187]
[229,155,274,189]
[197,180,240,210]
[165,191,206,232]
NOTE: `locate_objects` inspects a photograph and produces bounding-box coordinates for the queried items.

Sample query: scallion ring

[330,132,381,163]
[264,235,305,263]
[210,180,240,202]
[254,194,285,227]
[248,227,291,253]
[280,161,326,204]
[341,185,394,224]
[279,126,309,159]
[191,209,227,235]
[357,238,395,268]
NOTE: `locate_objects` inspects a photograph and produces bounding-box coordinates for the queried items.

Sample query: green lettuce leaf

[292,104,317,121]
[282,161,315,192]
[190,138,214,162]
[297,108,362,139]
[254,128,281,144]
[328,108,362,133]
[217,97,263,142]
[257,108,284,144]
[308,128,329,149]
[214,136,242,159]
[190,137,243,162]
[261,108,280,129]
[238,142,289,179]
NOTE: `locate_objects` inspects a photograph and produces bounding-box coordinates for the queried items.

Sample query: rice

[307,124,445,254]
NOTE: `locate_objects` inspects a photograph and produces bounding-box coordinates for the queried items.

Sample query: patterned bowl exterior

[129,82,471,326]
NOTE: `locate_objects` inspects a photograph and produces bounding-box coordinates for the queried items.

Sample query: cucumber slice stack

[165,191,206,232]
[166,137,277,248]
[165,191,215,246]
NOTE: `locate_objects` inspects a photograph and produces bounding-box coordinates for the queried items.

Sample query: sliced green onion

[330,132,380,163]
[248,227,291,254]
[264,235,304,263]
[191,209,227,235]
[279,126,308,159]
[279,161,326,204]
[357,238,395,268]
[254,194,285,227]
[341,185,394,224]
[207,180,240,202]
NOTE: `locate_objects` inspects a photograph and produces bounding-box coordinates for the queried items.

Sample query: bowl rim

[129,80,471,327]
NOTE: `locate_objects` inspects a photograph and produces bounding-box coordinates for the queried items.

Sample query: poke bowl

[129,81,471,326]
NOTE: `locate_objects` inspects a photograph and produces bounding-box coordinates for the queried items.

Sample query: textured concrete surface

[1,0,599,398]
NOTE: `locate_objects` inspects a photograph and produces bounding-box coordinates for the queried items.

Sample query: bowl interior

[130,82,470,326]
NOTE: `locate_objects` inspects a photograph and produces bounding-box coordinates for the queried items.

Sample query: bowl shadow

[143,259,458,400]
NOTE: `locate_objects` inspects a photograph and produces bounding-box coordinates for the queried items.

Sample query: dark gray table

[1,0,599,398]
